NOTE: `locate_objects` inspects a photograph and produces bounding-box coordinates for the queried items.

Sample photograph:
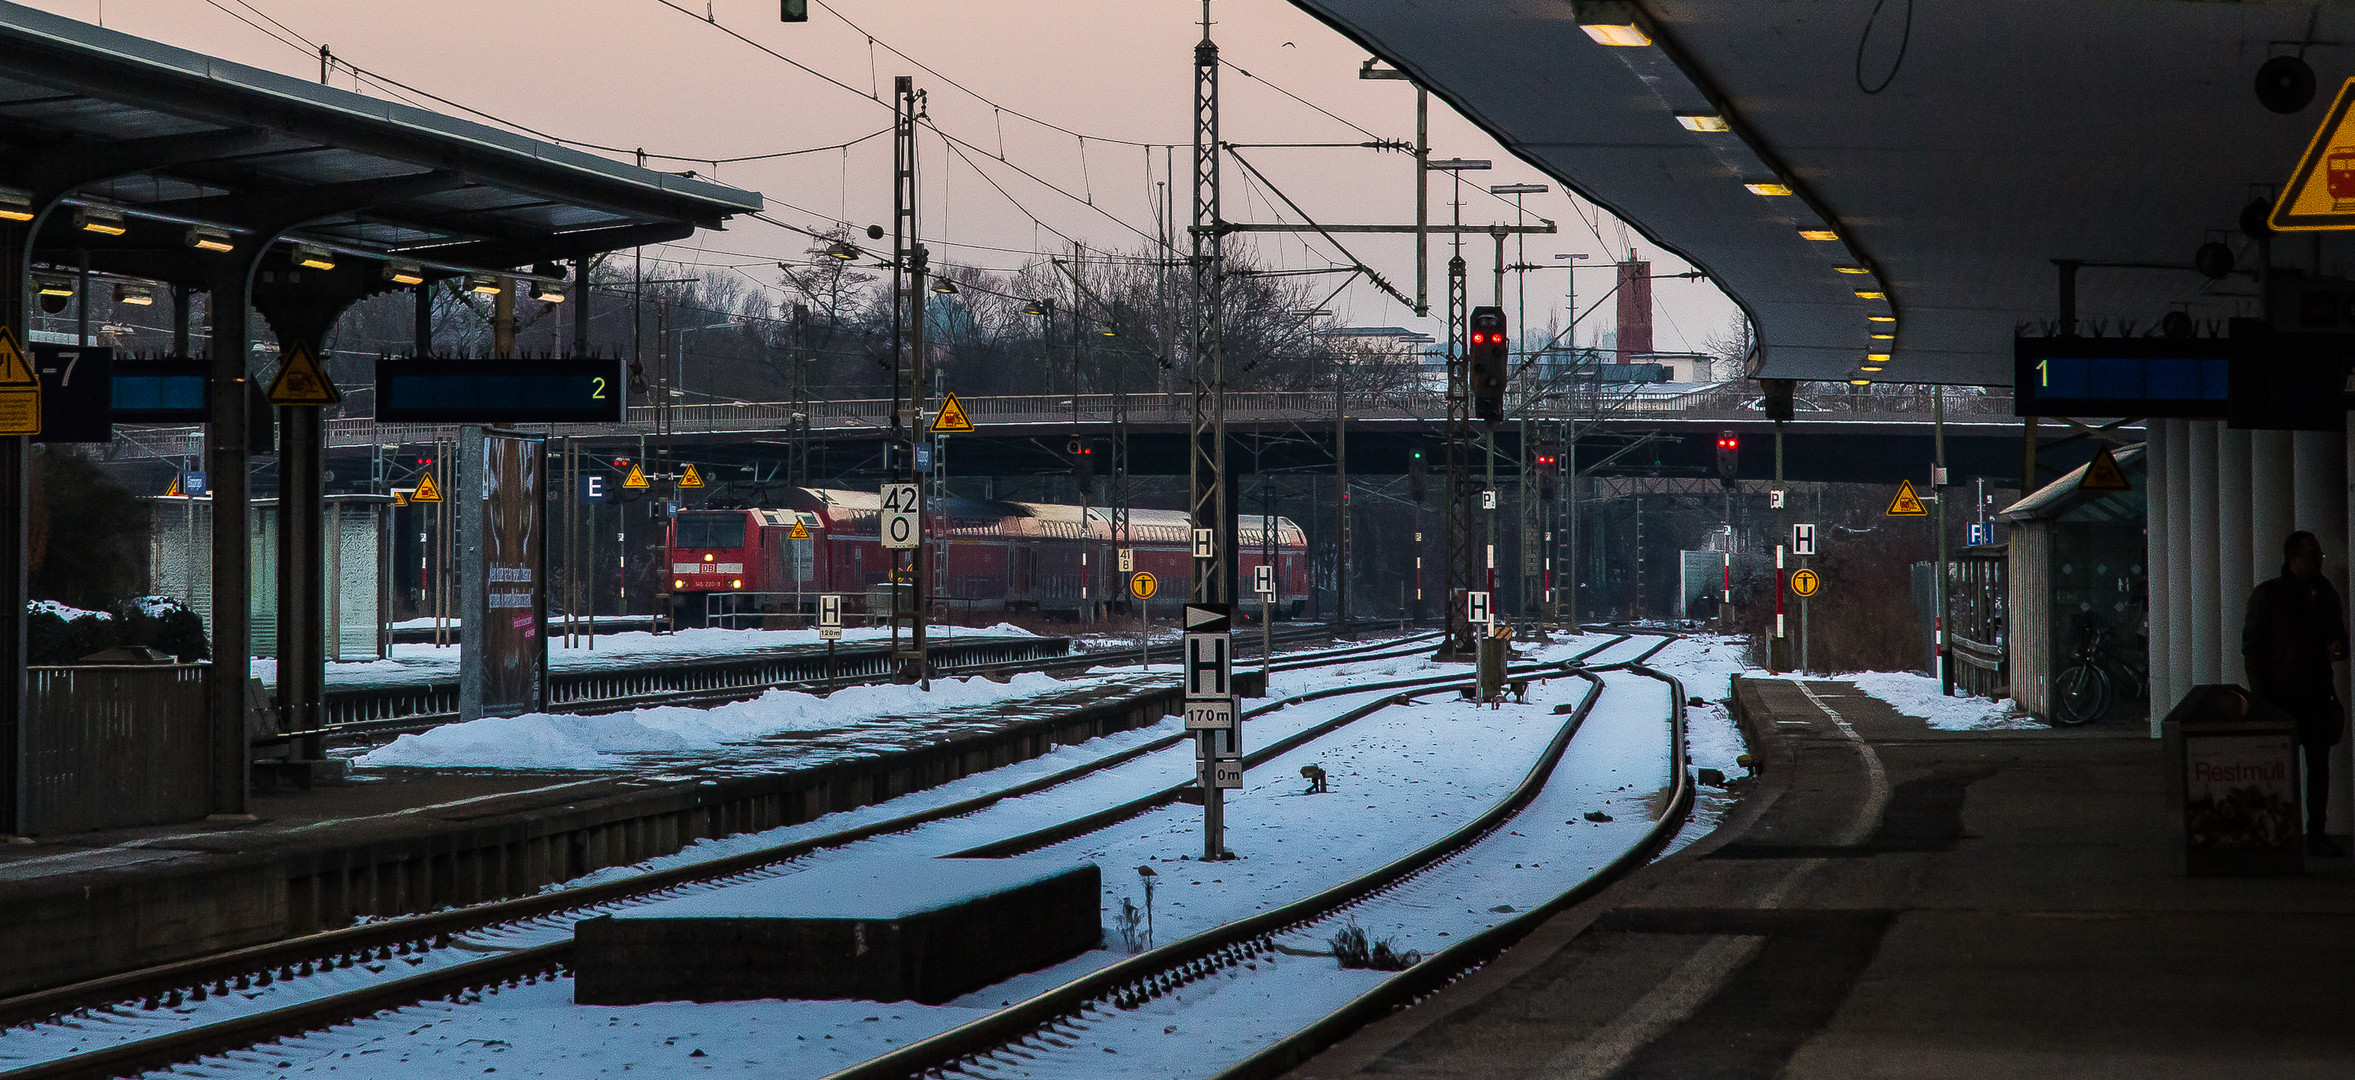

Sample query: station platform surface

[1286,676,2355,1080]
[0,667,1167,889]
[0,667,1183,995]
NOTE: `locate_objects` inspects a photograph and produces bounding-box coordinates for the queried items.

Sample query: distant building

[1629,352,1718,383]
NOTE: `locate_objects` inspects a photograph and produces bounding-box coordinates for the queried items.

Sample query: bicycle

[2052,613,2146,725]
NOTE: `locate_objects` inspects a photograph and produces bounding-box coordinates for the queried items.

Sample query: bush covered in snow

[24,596,207,664]
[114,595,208,661]
[27,601,115,664]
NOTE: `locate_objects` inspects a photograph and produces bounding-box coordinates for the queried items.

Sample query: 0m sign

[880,483,921,550]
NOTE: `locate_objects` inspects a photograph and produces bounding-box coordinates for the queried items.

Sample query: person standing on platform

[2243,530,2350,857]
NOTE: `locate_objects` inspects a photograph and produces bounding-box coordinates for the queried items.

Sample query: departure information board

[111,356,208,422]
[2013,337,2233,417]
[377,355,625,422]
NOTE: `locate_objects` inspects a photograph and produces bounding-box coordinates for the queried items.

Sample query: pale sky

[25,0,1739,353]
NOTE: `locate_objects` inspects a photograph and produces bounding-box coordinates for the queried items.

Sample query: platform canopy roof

[0,1,760,288]
[1294,0,2333,387]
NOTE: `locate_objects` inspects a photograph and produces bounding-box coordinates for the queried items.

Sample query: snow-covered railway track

[820,650,1688,1080]
[0,633,1629,1080]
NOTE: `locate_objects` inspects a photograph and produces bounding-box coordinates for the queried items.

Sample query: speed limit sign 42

[879,483,920,550]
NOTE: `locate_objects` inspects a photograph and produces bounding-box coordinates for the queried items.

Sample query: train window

[675,512,747,549]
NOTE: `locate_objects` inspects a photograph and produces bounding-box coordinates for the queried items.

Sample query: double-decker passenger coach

[665,488,1309,626]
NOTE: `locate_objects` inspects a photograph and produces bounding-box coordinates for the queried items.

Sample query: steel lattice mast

[1443,253,1473,657]
[1187,8,1228,609]
[1186,1,1233,861]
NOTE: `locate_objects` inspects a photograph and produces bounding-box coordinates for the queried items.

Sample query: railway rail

[826,635,1685,1080]
[0,628,1527,1080]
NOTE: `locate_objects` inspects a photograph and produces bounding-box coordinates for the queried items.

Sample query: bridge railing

[100,385,2026,460]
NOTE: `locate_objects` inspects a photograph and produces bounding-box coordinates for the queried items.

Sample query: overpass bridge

[105,385,2115,490]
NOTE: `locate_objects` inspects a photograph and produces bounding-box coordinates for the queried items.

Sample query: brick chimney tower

[1614,252,1651,365]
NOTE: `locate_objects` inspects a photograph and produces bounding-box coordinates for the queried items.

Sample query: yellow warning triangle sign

[622,462,650,489]
[788,519,810,539]
[392,489,410,507]
[165,475,183,498]
[0,326,41,436]
[410,471,443,503]
[265,343,340,406]
[930,391,975,434]
[2078,445,2132,493]
[1886,478,1928,517]
[2273,78,2355,231]
[678,462,705,489]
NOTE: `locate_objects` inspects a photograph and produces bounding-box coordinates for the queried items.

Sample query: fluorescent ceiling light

[1868,314,1897,323]
[384,263,426,286]
[0,190,34,222]
[1855,290,1886,300]
[1575,1,1652,46]
[1835,266,1870,274]
[32,274,72,298]
[113,283,154,306]
[1676,114,1731,133]
[1799,229,1839,242]
[1744,182,1792,196]
[293,243,335,271]
[186,226,233,253]
[76,208,126,236]
[1868,353,1892,364]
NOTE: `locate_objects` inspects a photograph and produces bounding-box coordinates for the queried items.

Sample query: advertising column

[459,427,549,722]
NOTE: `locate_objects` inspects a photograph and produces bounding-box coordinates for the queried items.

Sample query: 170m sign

[880,483,920,549]
[1184,698,1236,730]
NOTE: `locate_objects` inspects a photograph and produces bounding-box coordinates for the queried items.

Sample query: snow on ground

[138,634,1706,1079]
[1643,635,1755,852]
[254,624,1037,687]
[1756,668,2040,730]
[355,670,1080,771]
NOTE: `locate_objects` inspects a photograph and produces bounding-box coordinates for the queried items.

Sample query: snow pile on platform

[259,623,1037,684]
[1786,670,2037,730]
[354,671,1073,771]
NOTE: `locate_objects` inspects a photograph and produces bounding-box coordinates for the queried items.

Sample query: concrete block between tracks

[571,858,1100,1006]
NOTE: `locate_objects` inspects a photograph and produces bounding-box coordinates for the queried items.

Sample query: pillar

[206,271,252,817]
[2217,428,2253,687]
[2187,421,2221,686]
[572,258,591,357]
[0,220,24,834]
[2252,430,2296,583]
[2165,420,2195,709]
[278,401,323,755]
[2146,422,2172,734]
[2296,428,2350,835]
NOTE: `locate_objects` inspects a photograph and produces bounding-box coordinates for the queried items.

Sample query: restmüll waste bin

[2166,684,2303,876]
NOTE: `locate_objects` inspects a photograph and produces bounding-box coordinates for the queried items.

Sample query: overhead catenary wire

[1217,58,1390,143]
[1223,145,1413,310]
[203,0,894,170]
[811,0,1171,150]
